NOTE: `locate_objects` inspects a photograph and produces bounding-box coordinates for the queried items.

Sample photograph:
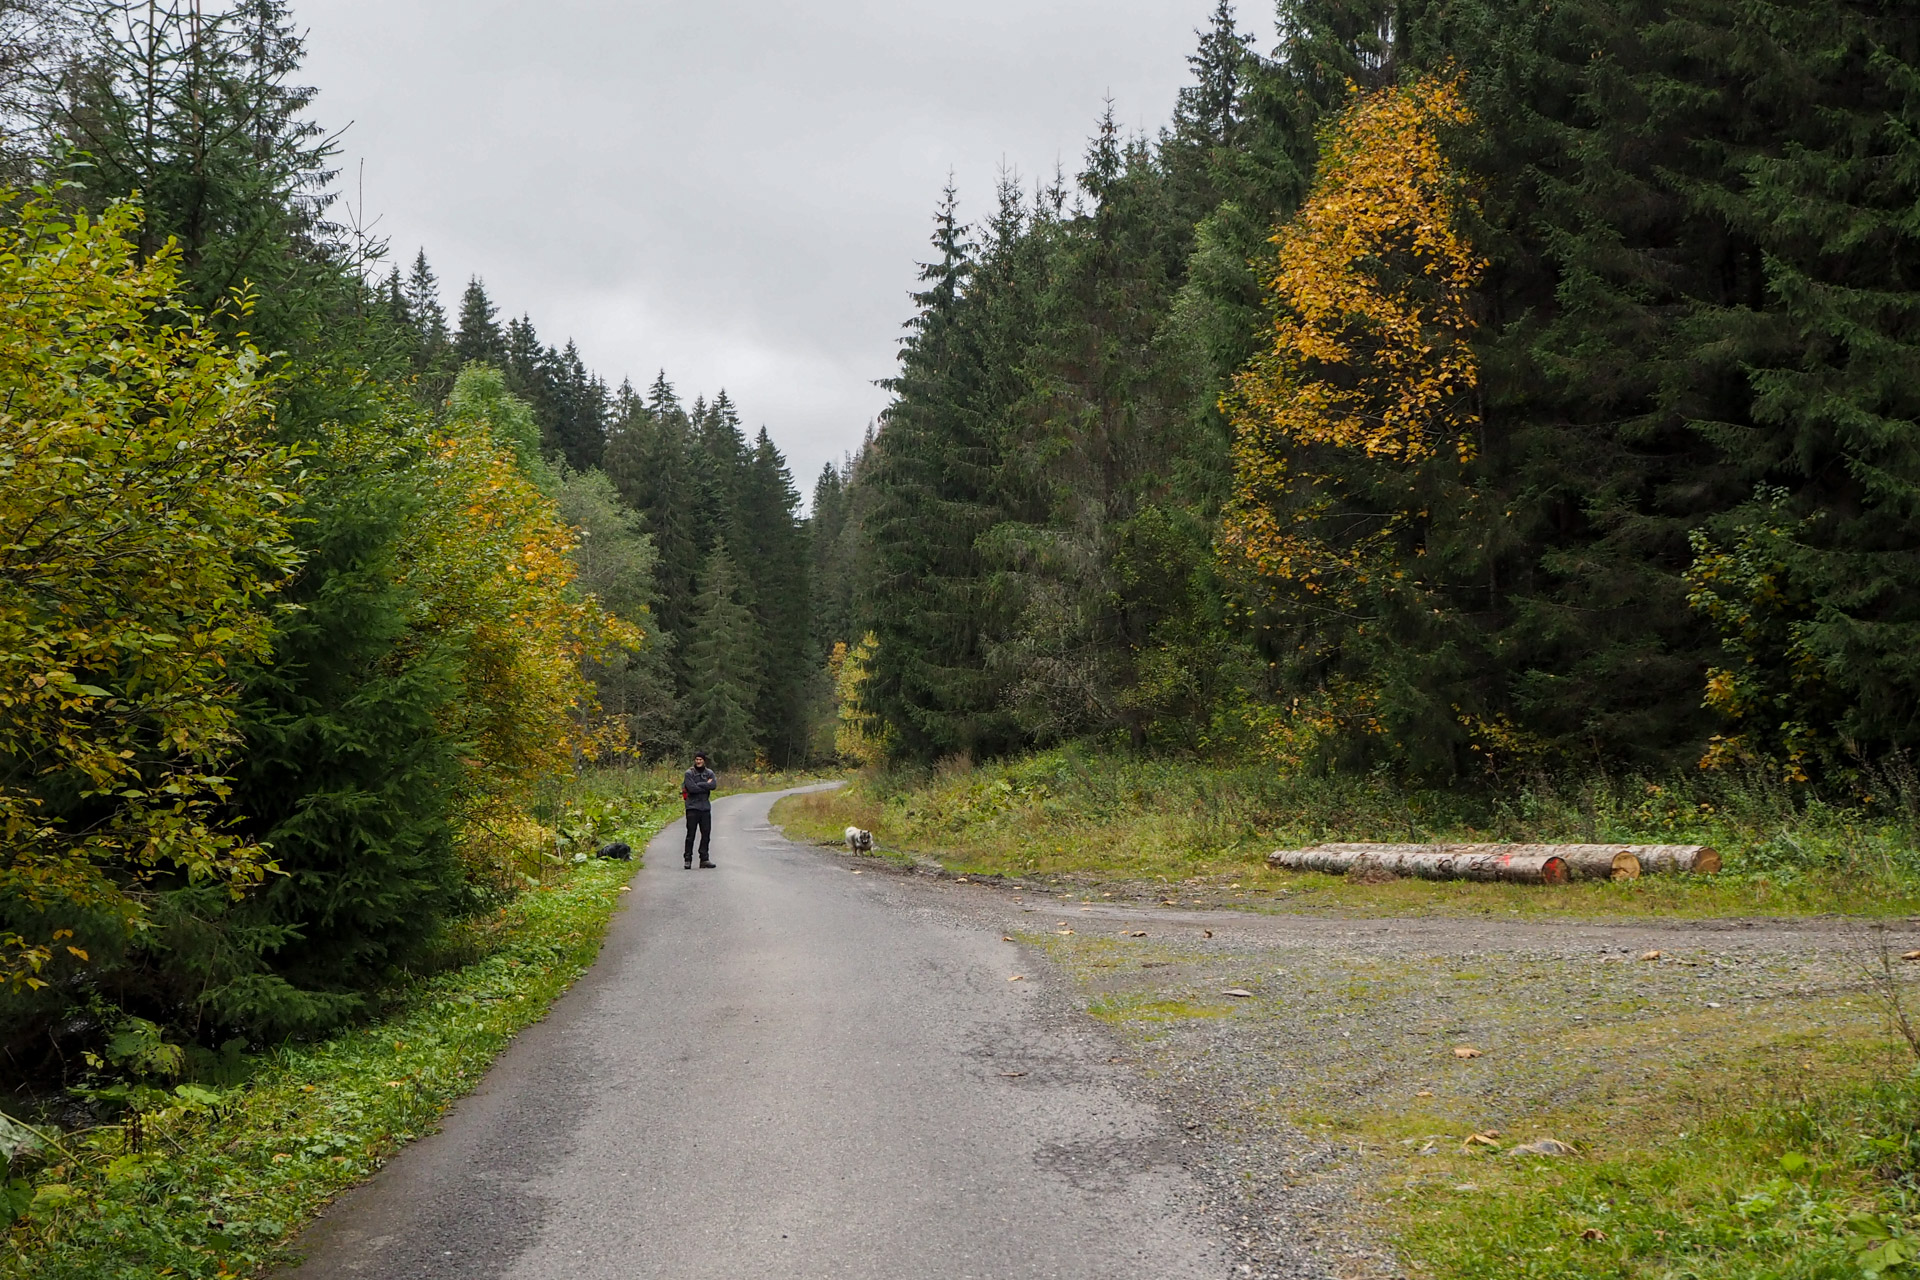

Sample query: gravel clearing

[835,850,1920,1280]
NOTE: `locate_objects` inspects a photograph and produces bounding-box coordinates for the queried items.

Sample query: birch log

[1269,842,1717,879]
[1308,843,1640,881]
[1268,846,1570,885]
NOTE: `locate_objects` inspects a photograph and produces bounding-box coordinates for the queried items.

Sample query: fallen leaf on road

[1903,950,1920,961]
[1126,931,1147,938]
[618,886,631,893]
[1055,929,1074,935]
[1463,1132,1501,1149]
[1162,899,1177,906]
[851,870,863,875]
[1222,988,1254,998]
[1640,949,1662,961]
[1416,1090,1434,1098]
[999,1071,1027,1078]
[1453,1046,1484,1059]
[1002,936,1014,942]
[1008,975,1025,982]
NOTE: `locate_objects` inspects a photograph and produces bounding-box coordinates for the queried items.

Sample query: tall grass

[777,746,1920,913]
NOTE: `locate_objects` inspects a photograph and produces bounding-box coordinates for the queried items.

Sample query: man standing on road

[683,752,718,869]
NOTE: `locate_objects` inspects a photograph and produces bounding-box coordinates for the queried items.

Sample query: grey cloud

[302,0,1224,486]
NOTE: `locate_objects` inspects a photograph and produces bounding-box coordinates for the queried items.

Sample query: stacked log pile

[1267,842,1719,884]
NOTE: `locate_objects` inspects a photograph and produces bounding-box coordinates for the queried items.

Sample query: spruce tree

[404,249,446,333]
[1163,0,1255,227]
[810,462,850,654]
[737,428,812,764]
[503,314,547,407]
[544,339,608,471]
[208,445,466,1035]
[604,372,702,655]
[993,110,1192,746]
[1657,0,1920,767]
[691,390,752,560]
[863,184,1015,761]
[684,544,762,768]
[454,276,506,366]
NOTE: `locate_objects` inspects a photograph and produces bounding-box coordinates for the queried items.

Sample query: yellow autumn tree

[398,382,638,884]
[831,633,891,767]
[0,195,298,987]
[1221,74,1486,769]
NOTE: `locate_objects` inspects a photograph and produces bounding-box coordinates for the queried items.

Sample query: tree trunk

[1619,844,1720,874]
[1307,842,1641,881]
[1268,846,1570,884]
[1269,842,1720,880]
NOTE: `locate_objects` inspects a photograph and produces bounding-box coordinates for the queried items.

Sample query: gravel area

[829,849,1920,1280]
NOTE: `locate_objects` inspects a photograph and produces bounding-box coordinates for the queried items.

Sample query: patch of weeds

[1088,995,1237,1024]
[1390,1066,1920,1280]
[0,808,671,1280]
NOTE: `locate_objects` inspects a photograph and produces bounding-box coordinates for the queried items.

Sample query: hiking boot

[699,860,716,869]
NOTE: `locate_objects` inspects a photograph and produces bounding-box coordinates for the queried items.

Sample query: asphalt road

[283,787,1228,1280]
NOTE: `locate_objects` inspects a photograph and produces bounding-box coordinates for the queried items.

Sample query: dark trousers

[684,808,712,864]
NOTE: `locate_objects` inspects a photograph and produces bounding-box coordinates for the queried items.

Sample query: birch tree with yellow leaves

[408,368,640,886]
[1221,75,1492,774]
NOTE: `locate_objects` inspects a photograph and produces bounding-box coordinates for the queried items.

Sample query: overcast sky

[295,0,1233,493]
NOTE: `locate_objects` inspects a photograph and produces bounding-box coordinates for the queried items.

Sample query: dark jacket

[682,766,718,812]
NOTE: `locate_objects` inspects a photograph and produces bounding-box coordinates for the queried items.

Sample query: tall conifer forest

[2,0,1919,1099]
[820,0,1920,794]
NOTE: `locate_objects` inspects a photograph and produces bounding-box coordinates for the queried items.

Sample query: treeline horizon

[374,251,819,772]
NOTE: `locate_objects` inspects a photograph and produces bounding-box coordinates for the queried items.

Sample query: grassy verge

[773,747,1920,917]
[2,796,675,1280]
[1388,1066,1920,1279]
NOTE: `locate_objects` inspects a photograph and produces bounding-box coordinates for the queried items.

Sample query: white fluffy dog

[844,826,874,853]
